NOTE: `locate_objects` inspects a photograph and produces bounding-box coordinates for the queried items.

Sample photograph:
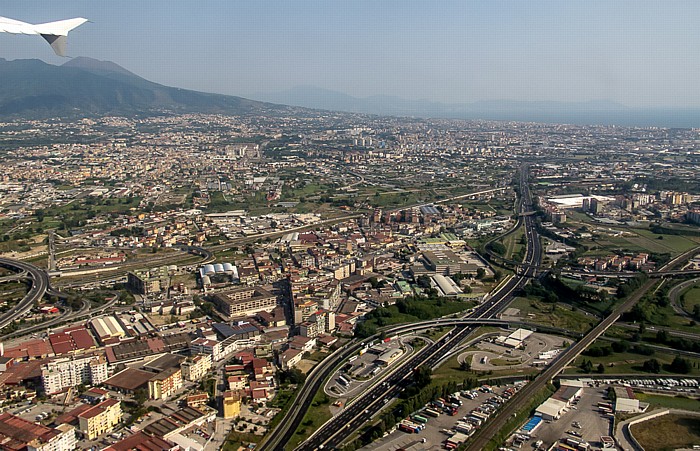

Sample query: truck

[411,414,428,424]
[424,408,441,418]
[399,420,423,433]
[454,422,473,434]
[471,411,489,421]
[466,415,484,426]
[399,423,417,433]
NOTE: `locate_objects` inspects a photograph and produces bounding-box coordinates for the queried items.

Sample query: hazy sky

[2,1,699,108]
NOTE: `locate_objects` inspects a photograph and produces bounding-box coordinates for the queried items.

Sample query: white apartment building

[41,355,108,395]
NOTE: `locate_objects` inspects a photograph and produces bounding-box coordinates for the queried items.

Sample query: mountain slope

[0,57,282,118]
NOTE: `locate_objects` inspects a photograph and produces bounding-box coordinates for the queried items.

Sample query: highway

[464,277,657,451]
[463,238,699,451]
[255,166,540,451]
[0,257,51,330]
[667,277,699,318]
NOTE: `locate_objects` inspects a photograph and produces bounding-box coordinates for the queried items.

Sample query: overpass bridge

[0,257,51,330]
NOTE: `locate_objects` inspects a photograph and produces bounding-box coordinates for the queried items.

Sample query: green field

[633,393,700,411]
[286,391,333,450]
[630,228,700,253]
[502,226,526,261]
[681,285,700,314]
[567,342,700,376]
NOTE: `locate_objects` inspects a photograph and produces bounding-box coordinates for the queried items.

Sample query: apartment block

[78,398,122,440]
[148,367,183,400]
[41,355,108,395]
[181,354,212,381]
[213,287,276,317]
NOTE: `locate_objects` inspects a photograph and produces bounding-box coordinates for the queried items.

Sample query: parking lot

[362,384,522,450]
[526,386,613,450]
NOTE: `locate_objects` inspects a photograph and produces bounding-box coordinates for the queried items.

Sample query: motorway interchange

[260,166,544,451]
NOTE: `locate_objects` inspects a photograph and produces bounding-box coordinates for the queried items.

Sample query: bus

[338,375,350,386]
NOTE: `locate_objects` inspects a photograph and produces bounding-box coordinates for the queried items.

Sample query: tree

[596,363,605,374]
[280,369,306,385]
[669,355,691,374]
[133,388,148,406]
[642,359,661,373]
[413,365,432,388]
[460,360,471,371]
[656,329,669,344]
[475,267,486,279]
[580,359,593,373]
[490,241,506,255]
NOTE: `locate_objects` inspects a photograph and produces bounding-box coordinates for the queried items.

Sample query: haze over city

[2,0,700,113]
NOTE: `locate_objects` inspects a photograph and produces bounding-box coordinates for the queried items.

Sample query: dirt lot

[631,414,700,451]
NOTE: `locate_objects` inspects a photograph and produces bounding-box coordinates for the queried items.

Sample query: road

[667,277,699,318]
[0,257,51,330]
[257,166,540,451]
[464,239,699,451]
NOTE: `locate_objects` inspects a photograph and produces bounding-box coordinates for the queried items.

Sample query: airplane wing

[0,16,88,56]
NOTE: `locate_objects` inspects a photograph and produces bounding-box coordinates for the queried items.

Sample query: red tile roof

[104,431,175,451]
[0,413,59,449]
[48,327,96,355]
[3,339,54,360]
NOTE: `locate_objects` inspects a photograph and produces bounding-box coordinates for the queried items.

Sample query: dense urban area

[0,110,699,451]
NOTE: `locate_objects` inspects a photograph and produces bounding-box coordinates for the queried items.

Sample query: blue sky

[2,1,699,108]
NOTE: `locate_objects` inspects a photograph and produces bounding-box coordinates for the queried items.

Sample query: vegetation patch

[633,393,700,411]
[285,390,332,450]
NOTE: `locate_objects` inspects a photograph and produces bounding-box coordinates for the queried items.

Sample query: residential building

[213,287,276,317]
[190,338,222,362]
[181,354,212,382]
[279,348,303,370]
[222,391,241,419]
[78,398,123,440]
[148,367,183,400]
[0,413,77,451]
[127,267,170,295]
[41,355,108,395]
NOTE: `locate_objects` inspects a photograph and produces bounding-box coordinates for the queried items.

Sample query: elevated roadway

[0,257,51,330]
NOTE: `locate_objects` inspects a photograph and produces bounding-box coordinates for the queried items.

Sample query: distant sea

[452,109,700,129]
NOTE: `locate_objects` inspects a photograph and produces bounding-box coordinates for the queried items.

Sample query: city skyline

[1,0,699,110]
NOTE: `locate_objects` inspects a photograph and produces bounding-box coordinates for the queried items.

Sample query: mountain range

[255,86,700,128]
[0,57,697,127]
[0,57,286,118]
[251,86,700,128]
